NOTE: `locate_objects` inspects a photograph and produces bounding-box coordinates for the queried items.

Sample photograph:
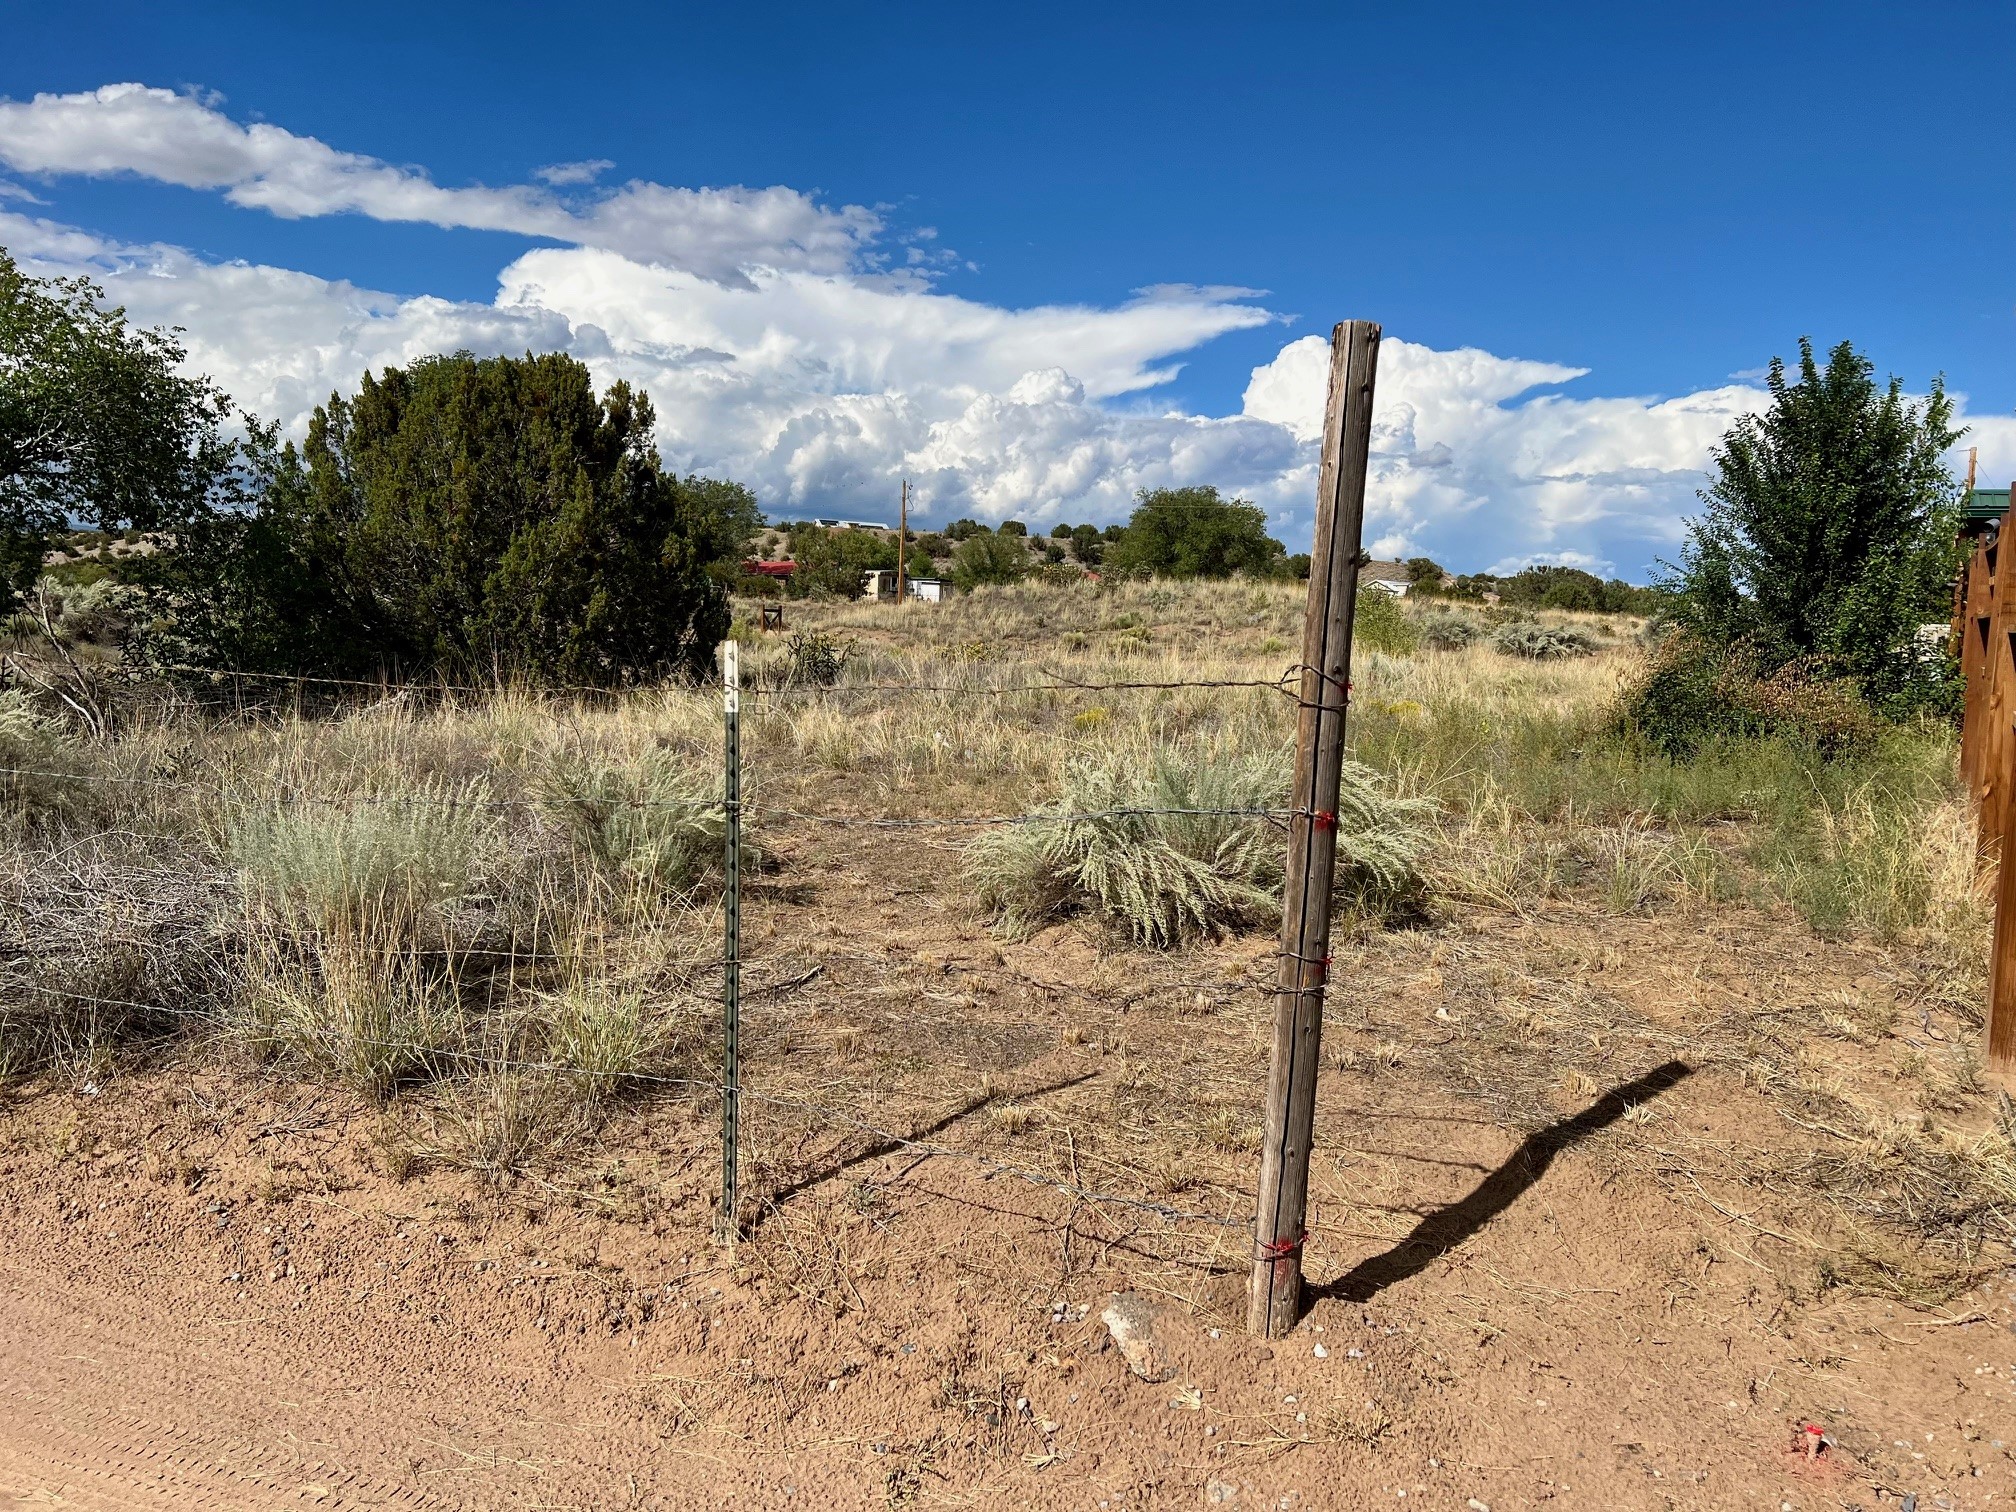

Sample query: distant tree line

[1398,557,1669,615]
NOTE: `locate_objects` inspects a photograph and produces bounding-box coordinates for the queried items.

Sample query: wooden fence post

[1960,539,1989,798]
[1983,517,2016,855]
[1249,320,1380,1338]
[1985,491,2016,1079]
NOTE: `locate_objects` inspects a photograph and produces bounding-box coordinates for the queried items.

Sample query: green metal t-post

[718,638,742,1243]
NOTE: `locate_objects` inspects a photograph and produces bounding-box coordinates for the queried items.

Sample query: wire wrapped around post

[1248,319,1382,1338]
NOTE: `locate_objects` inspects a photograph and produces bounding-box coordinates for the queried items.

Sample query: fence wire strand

[0,653,1298,1243]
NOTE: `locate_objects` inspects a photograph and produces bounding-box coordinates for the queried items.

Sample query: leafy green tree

[151,353,737,684]
[998,519,1028,537]
[1106,486,1288,580]
[951,530,1029,591]
[0,250,241,614]
[1670,338,1963,711]
[782,525,896,598]
[1403,556,1446,593]
[1049,522,1073,539]
[944,518,986,541]
[679,475,764,570]
[1070,523,1104,565]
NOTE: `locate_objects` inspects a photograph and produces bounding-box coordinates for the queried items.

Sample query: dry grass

[1,574,2008,1304]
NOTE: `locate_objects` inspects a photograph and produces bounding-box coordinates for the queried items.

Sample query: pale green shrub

[1491,620,1597,660]
[968,744,1434,945]
[539,749,728,896]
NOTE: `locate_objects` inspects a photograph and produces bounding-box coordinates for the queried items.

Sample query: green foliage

[1105,486,1288,580]
[1669,337,1964,716]
[968,745,1432,945]
[944,518,986,541]
[999,519,1028,537]
[679,475,765,570]
[1614,630,1880,757]
[1404,556,1446,592]
[1490,620,1597,660]
[1450,565,1663,614]
[539,749,728,895]
[773,629,855,687]
[1353,587,1420,654]
[1049,522,1073,538]
[142,353,737,685]
[1070,523,1104,565]
[0,249,245,616]
[952,530,1030,591]
[1415,607,1482,650]
[227,788,495,942]
[27,574,141,647]
[790,524,897,598]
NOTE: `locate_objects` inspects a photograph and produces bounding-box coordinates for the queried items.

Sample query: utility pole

[1249,320,1381,1338]
[896,478,910,604]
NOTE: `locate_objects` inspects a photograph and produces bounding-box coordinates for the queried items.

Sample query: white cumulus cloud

[0,84,888,287]
[2,93,1989,576]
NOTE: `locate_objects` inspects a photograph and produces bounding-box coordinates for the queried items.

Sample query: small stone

[1468,1501,1490,1512]
[1313,1344,1329,1359]
[1101,1291,1176,1383]
[1346,1348,1364,1359]
[1205,1481,1240,1506]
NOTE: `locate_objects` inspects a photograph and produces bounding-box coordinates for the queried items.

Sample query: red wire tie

[1255,1231,1309,1261]
[1312,810,1337,832]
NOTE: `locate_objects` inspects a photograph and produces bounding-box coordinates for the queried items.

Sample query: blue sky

[3,1,2012,576]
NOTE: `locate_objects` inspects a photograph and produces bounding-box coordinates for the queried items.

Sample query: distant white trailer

[907,578,945,603]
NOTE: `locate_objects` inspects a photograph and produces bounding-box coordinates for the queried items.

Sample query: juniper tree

[1671,337,1964,713]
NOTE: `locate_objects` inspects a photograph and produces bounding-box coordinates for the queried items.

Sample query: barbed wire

[2,765,1311,829]
[0,975,1247,1229]
[0,647,1309,1242]
[140,661,1304,703]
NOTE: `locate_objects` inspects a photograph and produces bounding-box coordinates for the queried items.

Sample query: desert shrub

[968,745,1433,945]
[226,787,497,942]
[1353,588,1419,655]
[539,749,728,896]
[235,935,467,1097]
[1415,607,1482,651]
[1490,619,1597,660]
[0,688,84,831]
[770,629,854,688]
[417,1071,590,1182]
[1616,631,1881,757]
[522,982,683,1102]
[29,575,142,646]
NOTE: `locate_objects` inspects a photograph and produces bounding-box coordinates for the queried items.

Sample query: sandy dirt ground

[3,827,2014,1511]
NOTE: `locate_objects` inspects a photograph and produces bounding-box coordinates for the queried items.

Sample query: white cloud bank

[1,84,1993,575]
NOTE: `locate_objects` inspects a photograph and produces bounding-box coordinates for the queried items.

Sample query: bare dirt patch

[4,810,2013,1509]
